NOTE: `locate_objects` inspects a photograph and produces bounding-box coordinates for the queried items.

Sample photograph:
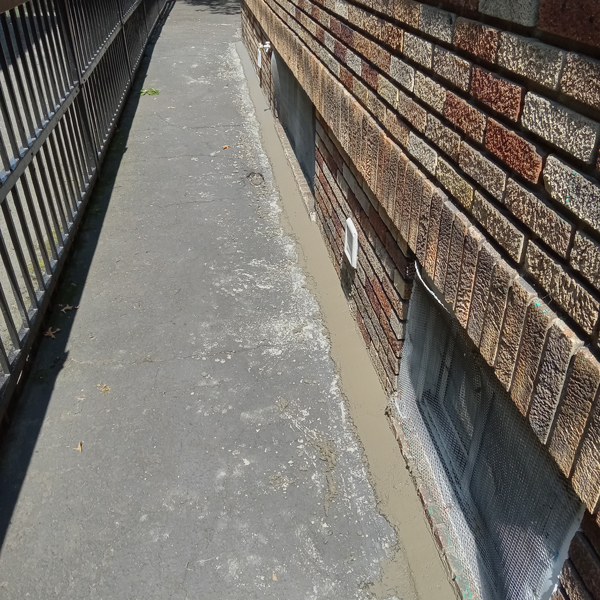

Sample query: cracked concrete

[0,2,453,599]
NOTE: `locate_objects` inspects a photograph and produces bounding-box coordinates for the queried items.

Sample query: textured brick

[529,321,582,443]
[572,231,600,290]
[561,560,595,600]
[453,18,498,63]
[395,161,414,236]
[539,0,600,50]
[549,348,600,477]
[415,179,434,266]
[382,139,399,216]
[504,179,572,258]
[455,226,484,324]
[433,47,471,92]
[522,93,600,164]
[497,33,565,90]
[409,177,432,251]
[544,156,600,233]
[472,191,525,262]
[378,75,399,109]
[436,158,474,210]
[561,54,600,112]
[393,0,420,28]
[362,60,378,90]
[443,212,469,307]
[403,32,432,69]
[569,532,600,600]
[407,132,437,175]
[572,396,600,511]
[466,242,499,346]
[495,278,536,390]
[397,89,427,132]
[470,67,522,122]
[434,200,458,291]
[479,0,540,27]
[582,511,600,558]
[419,5,456,44]
[479,260,516,367]
[443,92,486,143]
[425,114,461,162]
[525,241,600,335]
[389,55,414,92]
[384,110,409,147]
[484,119,543,184]
[423,188,445,278]
[346,49,362,75]
[414,72,446,114]
[380,21,404,52]
[510,299,554,415]
[459,142,506,201]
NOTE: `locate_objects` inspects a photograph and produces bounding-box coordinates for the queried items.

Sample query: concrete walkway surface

[0,2,454,599]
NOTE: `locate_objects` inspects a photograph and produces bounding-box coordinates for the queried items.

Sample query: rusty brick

[470,67,523,122]
[444,211,469,308]
[479,261,516,367]
[423,188,446,279]
[529,321,583,444]
[453,18,498,63]
[495,278,536,390]
[561,560,594,600]
[443,92,487,143]
[434,199,458,291]
[485,119,544,184]
[466,241,499,347]
[504,179,572,259]
[510,299,554,416]
[539,0,600,51]
[549,348,600,477]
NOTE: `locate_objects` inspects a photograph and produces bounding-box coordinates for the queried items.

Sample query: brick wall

[241,0,600,596]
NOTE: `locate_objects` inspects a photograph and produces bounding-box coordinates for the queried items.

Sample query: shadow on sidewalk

[0,1,174,555]
[180,0,240,15]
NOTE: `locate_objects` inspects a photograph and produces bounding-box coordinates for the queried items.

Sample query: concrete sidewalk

[0,2,452,599]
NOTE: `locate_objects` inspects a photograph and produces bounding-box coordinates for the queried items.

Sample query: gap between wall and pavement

[235,39,457,600]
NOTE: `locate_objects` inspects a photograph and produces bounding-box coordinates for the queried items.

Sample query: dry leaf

[168,106,175,109]
[74,441,82,452]
[222,145,229,149]
[44,327,60,338]
[61,304,73,313]
[272,573,277,581]
[97,384,110,392]
[75,305,80,309]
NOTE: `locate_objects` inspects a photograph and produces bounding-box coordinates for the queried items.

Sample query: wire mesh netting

[393,278,583,600]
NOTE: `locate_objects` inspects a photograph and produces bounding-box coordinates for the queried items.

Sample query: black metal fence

[0,0,169,422]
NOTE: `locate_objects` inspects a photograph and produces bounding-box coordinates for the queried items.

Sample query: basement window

[393,279,583,600]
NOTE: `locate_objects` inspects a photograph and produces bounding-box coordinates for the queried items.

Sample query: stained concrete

[0,1,454,599]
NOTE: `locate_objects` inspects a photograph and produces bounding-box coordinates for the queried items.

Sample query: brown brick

[582,511,600,558]
[364,116,380,192]
[382,138,399,217]
[466,241,499,347]
[510,299,554,416]
[415,180,434,265]
[425,114,461,162]
[362,60,378,89]
[539,0,600,51]
[393,0,420,28]
[569,532,600,599]
[433,199,458,292]
[504,179,572,259]
[414,72,447,114]
[455,226,484,326]
[495,278,536,390]
[380,21,404,52]
[423,188,446,279]
[561,560,594,600]
[340,65,353,92]
[529,321,582,444]
[392,157,409,232]
[561,53,600,111]
[470,67,523,122]
[339,22,354,47]
[525,241,600,335]
[549,348,600,477]
[433,47,471,93]
[453,18,498,63]
[484,119,544,184]
[436,158,473,211]
[572,395,600,511]
[444,212,469,307]
[572,231,600,291]
[384,110,409,148]
[444,92,487,143]
[403,32,432,69]
[349,98,364,170]
[479,261,516,367]
[459,142,506,201]
[375,129,388,203]
[409,176,431,251]
[397,89,427,133]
